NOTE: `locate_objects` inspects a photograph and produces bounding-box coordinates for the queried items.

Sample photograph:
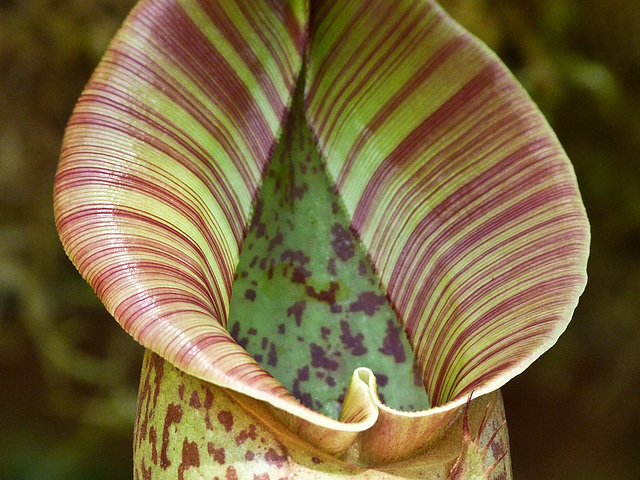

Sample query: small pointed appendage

[446,393,511,480]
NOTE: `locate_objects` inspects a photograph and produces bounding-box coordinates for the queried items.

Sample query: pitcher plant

[54,0,589,478]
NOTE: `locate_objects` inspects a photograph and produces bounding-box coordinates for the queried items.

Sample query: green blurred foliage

[1,1,638,479]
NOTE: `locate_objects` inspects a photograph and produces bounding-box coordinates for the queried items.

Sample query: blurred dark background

[1,0,638,478]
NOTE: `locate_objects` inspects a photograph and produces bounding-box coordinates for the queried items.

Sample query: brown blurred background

[1,0,638,478]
